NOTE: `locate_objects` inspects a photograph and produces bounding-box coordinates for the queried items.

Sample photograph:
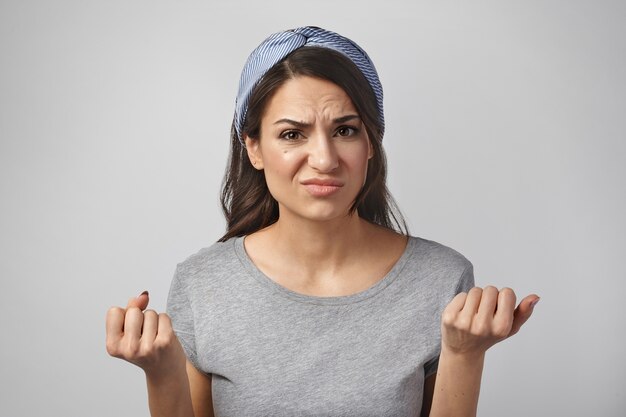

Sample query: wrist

[440,345,486,369]
[144,363,194,417]
[429,346,486,417]
[144,361,187,386]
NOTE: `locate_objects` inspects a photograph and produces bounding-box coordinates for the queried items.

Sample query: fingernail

[530,298,540,308]
[138,290,149,298]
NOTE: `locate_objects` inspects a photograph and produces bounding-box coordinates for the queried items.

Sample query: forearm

[427,347,485,417]
[145,367,194,417]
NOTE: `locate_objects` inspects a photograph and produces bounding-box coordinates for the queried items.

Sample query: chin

[277,201,350,223]
[296,206,356,223]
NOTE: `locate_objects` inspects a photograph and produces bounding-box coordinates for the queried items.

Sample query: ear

[245,135,264,170]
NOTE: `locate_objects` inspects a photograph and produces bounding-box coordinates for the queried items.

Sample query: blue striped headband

[234,26,384,145]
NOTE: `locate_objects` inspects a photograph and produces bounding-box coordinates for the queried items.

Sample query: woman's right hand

[105,291,186,379]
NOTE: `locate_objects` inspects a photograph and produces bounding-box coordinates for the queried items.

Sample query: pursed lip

[300,178,344,187]
[300,178,344,196]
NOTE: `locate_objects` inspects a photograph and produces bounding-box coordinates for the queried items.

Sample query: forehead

[263,76,357,119]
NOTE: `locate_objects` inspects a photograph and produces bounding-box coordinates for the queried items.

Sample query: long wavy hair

[219,47,407,242]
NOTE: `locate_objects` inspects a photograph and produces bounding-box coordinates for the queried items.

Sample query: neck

[265,210,371,269]
[244,208,407,295]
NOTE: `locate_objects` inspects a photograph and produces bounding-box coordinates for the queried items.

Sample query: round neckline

[232,235,415,305]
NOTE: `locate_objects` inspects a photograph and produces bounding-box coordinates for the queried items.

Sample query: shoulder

[407,236,472,271]
[173,238,242,282]
[403,235,474,292]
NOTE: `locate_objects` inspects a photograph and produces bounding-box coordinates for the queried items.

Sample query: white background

[1,0,624,416]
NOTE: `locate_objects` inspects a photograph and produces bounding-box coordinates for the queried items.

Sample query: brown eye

[280,130,301,140]
[336,126,357,137]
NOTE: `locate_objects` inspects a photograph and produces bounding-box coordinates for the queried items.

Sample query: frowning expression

[245,76,373,223]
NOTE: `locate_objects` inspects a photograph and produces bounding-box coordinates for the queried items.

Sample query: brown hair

[219,47,407,241]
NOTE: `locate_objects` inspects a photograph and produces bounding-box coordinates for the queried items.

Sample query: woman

[106,26,539,417]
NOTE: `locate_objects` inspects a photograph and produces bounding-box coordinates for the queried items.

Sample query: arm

[106,292,198,417]
[187,360,215,417]
[145,362,194,417]
[425,286,539,417]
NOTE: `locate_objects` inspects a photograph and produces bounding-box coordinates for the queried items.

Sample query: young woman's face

[245,75,373,223]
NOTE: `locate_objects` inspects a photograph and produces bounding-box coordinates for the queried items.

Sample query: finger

[461,287,483,315]
[442,291,468,329]
[496,287,517,314]
[476,286,499,319]
[126,291,150,311]
[123,306,145,344]
[141,309,159,346]
[492,288,517,337]
[155,313,174,344]
[105,307,125,355]
[509,294,540,337]
[443,291,468,317]
[106,307,125,339]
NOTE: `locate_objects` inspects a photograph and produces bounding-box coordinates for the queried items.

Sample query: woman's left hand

[441,286,539,356]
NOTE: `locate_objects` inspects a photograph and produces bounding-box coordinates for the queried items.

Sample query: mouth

[300,178,344,197]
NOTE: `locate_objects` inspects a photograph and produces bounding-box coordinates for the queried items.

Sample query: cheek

[344,145,371,175]
[262,148,305,182]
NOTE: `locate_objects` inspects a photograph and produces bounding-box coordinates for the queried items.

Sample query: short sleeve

[455,262,475,295]
[166,264,200,370]
[423,262,475,378]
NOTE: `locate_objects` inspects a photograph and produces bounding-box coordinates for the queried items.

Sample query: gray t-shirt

[167,235,474,417]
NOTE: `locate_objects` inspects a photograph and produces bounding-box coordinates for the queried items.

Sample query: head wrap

[234,26,384,144]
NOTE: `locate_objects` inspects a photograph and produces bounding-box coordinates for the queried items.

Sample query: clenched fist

[441,286,539,355]
[105,291,186,379]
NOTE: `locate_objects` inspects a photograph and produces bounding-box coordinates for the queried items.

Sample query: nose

[307,134,339,173]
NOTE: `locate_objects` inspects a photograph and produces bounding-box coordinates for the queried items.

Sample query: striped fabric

[234,26,384,144]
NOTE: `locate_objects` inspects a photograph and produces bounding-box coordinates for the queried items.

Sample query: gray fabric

[167,236,474,417]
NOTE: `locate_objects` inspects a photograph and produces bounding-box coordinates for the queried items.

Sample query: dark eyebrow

[273,119,311,128]
[273,114,361,127]
[333,114,360,124]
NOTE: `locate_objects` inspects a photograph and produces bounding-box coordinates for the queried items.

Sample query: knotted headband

[234,26,385,144]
